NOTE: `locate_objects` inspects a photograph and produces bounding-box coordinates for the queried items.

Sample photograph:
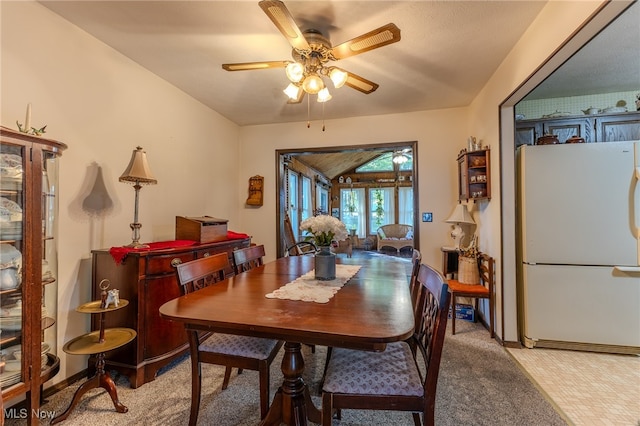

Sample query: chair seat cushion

[200,333,280,359]
[322,342,422,396]
[448,279,489,296]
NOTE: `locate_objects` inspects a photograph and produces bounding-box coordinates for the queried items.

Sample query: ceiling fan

[222,0,401,104]
[392,148,412,164]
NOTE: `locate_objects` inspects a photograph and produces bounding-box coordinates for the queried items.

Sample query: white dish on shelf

[0,153,23,179]
[0,370,21,387]
[542,110,573,118]
[0,316,22,330]
[0,344,21,359]
[4,360,20,371]
[601,106,627,113]
[0,197,23,222]
[0,267,20,290]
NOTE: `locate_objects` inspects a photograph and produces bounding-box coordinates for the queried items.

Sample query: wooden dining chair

[409,249,422,308]
[321,248,424,388]
[321,263,450,426]
[283,213,317,256]
[232,244,266,274]
[448,252,494,337]
[174,253,284,423]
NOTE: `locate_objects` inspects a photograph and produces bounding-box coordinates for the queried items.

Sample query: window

[356,151,414,173]
[398,187,414,225]
[340,188,365,237]
[301,176,312,222]
[287,170,299,238]
[356,152,394,172]
[316,184,329,215]
[369,187,395,231]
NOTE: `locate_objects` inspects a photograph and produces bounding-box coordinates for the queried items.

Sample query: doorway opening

[276,141,419,258]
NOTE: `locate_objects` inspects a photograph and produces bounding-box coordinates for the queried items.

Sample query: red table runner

[109,231,250,264]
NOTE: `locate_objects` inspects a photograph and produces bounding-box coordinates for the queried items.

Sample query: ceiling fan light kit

[223,0,401,107]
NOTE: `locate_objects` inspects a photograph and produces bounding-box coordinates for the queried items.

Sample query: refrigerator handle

[635,143,640,264]
[636,141,640,179]
[614,266,640,273]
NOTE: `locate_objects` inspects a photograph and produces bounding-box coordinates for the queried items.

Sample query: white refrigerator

[517,141,640,354]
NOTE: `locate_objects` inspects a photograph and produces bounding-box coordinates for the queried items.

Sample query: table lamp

[445,203,475,249]
[119,146,157,248]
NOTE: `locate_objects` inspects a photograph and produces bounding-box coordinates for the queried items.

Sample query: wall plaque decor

[246,175,264,206]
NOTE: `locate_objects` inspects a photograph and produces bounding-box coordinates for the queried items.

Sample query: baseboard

[525,337,640,355]
[44,368,88,399]
[6,369,88,410]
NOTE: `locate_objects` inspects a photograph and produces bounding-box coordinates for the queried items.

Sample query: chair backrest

[175,252,229,295]
[283,213,317,256]
[409,249,422,310]
[283,213,297,251]
[233,244,266,274]
[478,252,494,294]
[412,263,450,409]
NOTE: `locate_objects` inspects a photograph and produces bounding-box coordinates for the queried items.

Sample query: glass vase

[315,246,336,280]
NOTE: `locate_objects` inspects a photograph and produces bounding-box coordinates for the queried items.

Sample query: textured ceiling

[525,1,639,100]
[38,1,639,127]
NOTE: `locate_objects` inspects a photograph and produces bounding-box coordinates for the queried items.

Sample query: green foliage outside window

[372,189,385,226]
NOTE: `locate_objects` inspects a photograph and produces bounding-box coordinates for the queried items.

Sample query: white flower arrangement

[300,215,348,247]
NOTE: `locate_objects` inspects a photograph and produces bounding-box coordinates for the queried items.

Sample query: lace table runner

[265,264,362,304]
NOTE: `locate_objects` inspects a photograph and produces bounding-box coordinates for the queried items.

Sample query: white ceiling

[39,1,639,127]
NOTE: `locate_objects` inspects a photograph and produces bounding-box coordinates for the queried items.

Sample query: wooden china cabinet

[0,127,66,424]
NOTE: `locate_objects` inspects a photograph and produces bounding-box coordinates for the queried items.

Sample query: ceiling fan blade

[330,23,401,60]
[340,69,379,94]
[259,0,310,51]
[222,61,289,71]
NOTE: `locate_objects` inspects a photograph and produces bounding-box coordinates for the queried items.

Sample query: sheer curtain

[340,188,366,237]
[398,187,414,225]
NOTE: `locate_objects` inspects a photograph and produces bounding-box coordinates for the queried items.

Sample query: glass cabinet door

[0,143,27,388]
[0,135,62,393]
[41,149,59,371]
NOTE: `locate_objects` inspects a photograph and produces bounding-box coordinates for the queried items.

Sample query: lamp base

[126,222,147,249]
[450,225,465,250]
[124,242,150,249]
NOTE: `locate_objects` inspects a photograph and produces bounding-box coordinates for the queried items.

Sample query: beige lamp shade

[445,203,475,225]
[445,204,475,250]
[119,146,157,185]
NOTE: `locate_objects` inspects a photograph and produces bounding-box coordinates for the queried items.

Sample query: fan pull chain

[307,95,311,128]
[322,101,326,131]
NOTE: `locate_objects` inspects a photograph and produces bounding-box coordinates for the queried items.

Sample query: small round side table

[51,299,136,424]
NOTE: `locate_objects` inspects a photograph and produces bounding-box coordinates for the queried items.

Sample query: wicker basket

[457,256,479,284]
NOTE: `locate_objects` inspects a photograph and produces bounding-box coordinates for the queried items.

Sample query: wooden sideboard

[90,238,251,388]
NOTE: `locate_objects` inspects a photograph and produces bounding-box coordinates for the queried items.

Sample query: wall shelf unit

[457,148,490,202]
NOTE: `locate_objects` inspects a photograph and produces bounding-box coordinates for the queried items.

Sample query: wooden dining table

[159,255,414,426]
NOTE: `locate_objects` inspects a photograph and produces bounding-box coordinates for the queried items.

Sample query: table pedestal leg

[51,352,127,424]
[260,342,321,426]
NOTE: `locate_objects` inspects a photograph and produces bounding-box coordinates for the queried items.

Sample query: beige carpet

[5,320,566,425]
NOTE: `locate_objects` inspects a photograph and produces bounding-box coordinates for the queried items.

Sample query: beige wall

[237,108,468,268]
[1,0,616,389]
[1,1,241,385]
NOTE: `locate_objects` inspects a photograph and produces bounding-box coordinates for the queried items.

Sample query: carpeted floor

[5,320,567,425]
